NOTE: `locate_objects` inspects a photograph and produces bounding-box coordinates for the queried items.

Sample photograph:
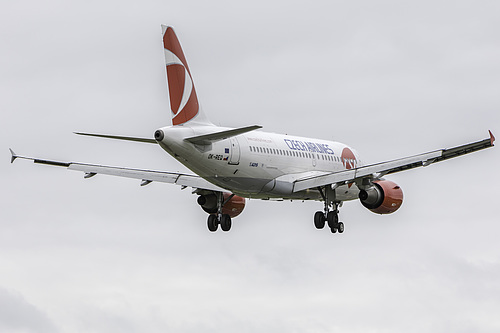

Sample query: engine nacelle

[197,192,246,218]
[359,180,403,214]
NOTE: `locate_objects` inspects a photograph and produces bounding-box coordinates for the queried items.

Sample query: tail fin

[162,25,211,126]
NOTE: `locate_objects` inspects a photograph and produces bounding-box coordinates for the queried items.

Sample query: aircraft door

[228,137,240,165]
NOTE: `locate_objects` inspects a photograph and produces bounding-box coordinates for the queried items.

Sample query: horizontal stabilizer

[75,132,157,144]
[185,125,262,145]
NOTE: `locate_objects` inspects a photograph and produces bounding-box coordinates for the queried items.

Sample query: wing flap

[293,150,442,192]
[11,152,225,192]
[293,131,494,192]
[434,133,494,163]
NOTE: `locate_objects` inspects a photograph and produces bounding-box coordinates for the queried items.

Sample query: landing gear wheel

[337,222,344,233]
[220,214,232,232]
[314,211,325,229]
[207,215,218,232]
[327,211,339,229]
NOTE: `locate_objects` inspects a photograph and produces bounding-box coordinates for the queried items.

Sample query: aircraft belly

[204,176,272,194]
[334,184,360,201]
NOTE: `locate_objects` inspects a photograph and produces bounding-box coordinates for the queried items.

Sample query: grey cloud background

[1,0,499,332]
[0,287,57,332]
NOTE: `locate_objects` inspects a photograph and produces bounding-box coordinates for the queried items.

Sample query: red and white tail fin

[162,25,212,126]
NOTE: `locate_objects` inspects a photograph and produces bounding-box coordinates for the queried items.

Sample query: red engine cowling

[358,180,403,214]
[197,192,246,218]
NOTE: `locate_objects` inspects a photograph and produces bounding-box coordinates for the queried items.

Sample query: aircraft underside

[194,184,353,234]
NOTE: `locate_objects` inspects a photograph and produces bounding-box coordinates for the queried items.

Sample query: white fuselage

[157,125,362,201]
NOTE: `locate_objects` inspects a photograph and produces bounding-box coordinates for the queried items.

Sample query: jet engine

[197,192,246,218]
[358,180,403,214]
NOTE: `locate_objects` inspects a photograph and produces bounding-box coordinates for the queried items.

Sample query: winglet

[489,130,495,146]
[9,148,18,164]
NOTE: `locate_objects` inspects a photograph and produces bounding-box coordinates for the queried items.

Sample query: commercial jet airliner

[10,26,495,233]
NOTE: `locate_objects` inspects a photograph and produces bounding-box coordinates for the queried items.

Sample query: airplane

[10,25,495,234]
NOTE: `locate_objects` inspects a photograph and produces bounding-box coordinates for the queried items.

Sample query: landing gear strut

[314,186,345,234]
[206,192,232,232]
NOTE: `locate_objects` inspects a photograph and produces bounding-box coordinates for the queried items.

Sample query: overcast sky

[1,0,499,332]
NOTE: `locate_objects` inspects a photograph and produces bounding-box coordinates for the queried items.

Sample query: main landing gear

[207,213,232,232]
[314,210,344,233]
[314,186,345,234]
[206,192,232,232]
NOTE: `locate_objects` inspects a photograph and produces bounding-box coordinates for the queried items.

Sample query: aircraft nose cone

[154,129,164,141]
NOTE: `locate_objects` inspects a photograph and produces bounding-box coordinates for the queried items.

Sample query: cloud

[1,1,499,332]
[0,287,58,333]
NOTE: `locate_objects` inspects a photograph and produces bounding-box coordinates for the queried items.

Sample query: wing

[9,150,225,192]
[293,131,495,192]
